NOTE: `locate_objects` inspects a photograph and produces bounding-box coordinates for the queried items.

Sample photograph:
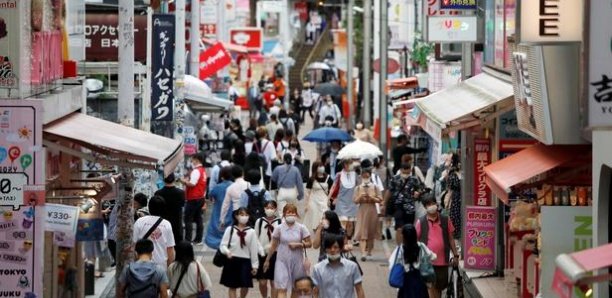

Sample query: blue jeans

[184,199,204,242]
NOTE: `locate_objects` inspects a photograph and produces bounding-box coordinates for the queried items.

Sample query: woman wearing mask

[281,136,306,165]
[168,241,212,298]
[443,153,462,240]
[264,204,312,298]
[312,210,349,261]
[353,167,382,261]
[220,208,260,298]
[303,161,333,231]
[353,120,377,145]
[330,160,359,242]
[205,167,234,249]
[388,224,436,298]
[271,154,305,214]
[254,201,281,298]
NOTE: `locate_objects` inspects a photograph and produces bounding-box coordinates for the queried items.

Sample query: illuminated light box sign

[427,16,479,42]
[519,0,583,43]
[440,0,477,10]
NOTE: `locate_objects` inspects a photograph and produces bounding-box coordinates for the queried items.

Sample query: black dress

[397,267,429,298]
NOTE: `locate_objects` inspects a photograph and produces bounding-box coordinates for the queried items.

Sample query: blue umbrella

[303,127,353,143]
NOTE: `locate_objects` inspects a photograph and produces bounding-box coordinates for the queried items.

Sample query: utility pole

[362,0,372,126]
[190,0,200,77]
[118,0,135,127]
[379,0,388,162]
[347,0,354,129]
[175,0,186,138]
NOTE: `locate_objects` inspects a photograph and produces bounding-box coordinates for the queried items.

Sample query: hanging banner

[201,0,218,37]
[331,29,348,71]
[0,100,44,297]
[183,126,197,156]
[151,14,176,122]
[473,138,492,206]
[199,42,232,80]
[463,206,496,271]
[588,0,612,127]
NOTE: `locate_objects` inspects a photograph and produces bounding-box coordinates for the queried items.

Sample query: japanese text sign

[85,13,147,62]
[229,27,263,51]
[427,0,461,16]
[427,16,479,42]
[151,14,176,122]
[199,42,232,80]
[473,138,491,206]
[587,0,612,127]
[440,0,477,10]
[44,204,80,236]
[519,0,583,43]
[0,100,43,297]
[464,206,496,270]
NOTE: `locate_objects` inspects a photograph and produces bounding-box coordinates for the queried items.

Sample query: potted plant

[411,32,434,88]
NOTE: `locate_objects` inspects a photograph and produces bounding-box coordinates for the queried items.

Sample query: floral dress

[447,171,462,239]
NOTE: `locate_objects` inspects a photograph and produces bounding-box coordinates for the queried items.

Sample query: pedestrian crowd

[103,85,465,297]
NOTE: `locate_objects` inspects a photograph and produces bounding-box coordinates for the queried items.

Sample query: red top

[416,215,455,266]
[185,166,207,200]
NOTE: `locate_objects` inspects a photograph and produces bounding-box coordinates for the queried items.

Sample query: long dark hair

[173,241,195,274]
[402,224,420,264]
[323,210,342,234]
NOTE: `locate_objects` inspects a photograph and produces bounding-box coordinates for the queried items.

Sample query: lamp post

[378,0,388,162]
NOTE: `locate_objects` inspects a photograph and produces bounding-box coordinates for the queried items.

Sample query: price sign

[44,204,80,236]
[0,173,26,208]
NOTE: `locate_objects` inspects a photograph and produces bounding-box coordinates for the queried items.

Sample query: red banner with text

[199,42,232,80]
[474,138,492,206]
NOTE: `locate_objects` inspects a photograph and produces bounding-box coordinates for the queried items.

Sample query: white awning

[43,113,183,176]
[415,73,515,133]
[183,75,233,112]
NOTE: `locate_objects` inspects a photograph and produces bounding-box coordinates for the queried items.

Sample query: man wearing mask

[317,95,342,127]
[417,196,459,298]
[312,235,365,298]
[382,162,421,244]
[322,140,343,180]
[181,153,207,244]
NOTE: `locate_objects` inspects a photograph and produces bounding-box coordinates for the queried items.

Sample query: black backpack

[245,189,267,227]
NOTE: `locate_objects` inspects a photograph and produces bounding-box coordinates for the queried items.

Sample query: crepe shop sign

[427,16,478,42]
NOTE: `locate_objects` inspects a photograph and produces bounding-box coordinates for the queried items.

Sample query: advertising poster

[332,30,347,72]
[0,100,43,297]
[473,138,492,206]
[85,14,147,62]
[183,126,197,156]
[0,0,26,91]
[200,0,218,37]
[388,0,411,50]
[588,0,612,127]
[463,206,496,270]
[151,14,176,122]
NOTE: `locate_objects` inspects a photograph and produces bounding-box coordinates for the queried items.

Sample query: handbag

[196,263,211,298]
[342,251,363,275]
[212,227,234,267]
[388,246,405,288]
[418,243,436,283]
[446,264,465,298]
[302,247,312,276]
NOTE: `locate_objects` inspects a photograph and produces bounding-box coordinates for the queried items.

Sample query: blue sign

[440,0,477,10]
[151,14,175,122]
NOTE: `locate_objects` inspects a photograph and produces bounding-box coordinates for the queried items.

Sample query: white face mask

[327,253,341,261]
[327,101,333,106]
[355,123,364,130]
[265,209,276,217]
[322,219,330,229]
[285,215,297,224]
[426,205,438,214]
[317,166,326,174]
[238,215,249,224]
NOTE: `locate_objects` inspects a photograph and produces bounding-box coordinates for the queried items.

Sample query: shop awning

[484,144,591,203]
[387,77,419,89]
[415,73,515,136]
[202,38,248,54]
[43,113,183,176]
[183,75,233,112]
[553,243,612,298]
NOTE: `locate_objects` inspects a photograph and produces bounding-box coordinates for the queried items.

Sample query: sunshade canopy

[183,75,233,112]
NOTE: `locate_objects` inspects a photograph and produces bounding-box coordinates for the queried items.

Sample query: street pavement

[93,113,400,297]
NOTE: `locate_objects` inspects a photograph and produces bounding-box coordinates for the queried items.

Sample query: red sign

[85,13,147,62]
[473,138,492,206]
[229,28,263,51]
[199,43,232,79]
[427,0,461,16]
[294,2,308,22]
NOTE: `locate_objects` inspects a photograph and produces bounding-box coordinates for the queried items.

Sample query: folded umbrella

[337,139,383,160]
[313,82,345,97]
[303,127,353,143]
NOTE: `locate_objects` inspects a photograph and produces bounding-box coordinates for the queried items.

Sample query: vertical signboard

[0,0,28,93]
[541,206,592,298]
[0,100,44,297]
[464,206,496,270]
[519,0,583,43]
[474,138,491,206]
[588,0,612,127]
[151,14,175,122]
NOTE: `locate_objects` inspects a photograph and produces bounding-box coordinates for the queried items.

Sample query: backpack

[125,263,160,298]
[245,189,267,227]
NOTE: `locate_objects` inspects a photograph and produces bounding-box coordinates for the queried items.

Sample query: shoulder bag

[212,227,234,267]
[418,243,436,283]
[170,264,188,298]
[341,251,363,275]
[389,246,405,288]
[196,263,211,298]
[141,217,163,240]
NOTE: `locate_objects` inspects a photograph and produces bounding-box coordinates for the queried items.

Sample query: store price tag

[44,204,80,236]
[0,173,26,208]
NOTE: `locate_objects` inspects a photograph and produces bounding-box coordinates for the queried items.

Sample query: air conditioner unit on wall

[511,43,585,145]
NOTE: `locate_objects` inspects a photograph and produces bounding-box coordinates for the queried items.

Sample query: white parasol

[337,139,383,160]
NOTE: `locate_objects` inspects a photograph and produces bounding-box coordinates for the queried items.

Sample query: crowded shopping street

[0,0,610,298]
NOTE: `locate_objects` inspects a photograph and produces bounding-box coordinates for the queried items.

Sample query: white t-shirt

[189,166,203,185]
[133,215,176,267]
